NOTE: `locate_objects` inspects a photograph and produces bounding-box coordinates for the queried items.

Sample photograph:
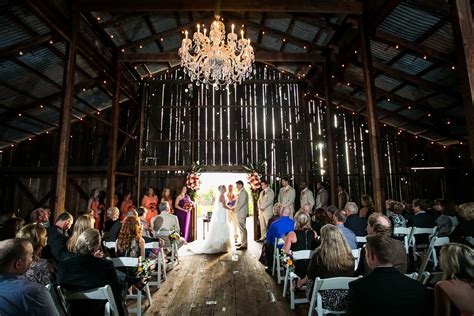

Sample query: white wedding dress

[183,199,231,254]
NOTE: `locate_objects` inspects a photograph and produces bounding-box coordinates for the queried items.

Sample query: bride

[184,185,231,254]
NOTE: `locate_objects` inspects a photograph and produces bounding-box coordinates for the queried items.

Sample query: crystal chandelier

[179,16,255,89]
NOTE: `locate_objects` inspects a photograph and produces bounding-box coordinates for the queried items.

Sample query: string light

[110,35,114,38]
[96,16,101,21]
[39,105,43,109]
[262,31,265,35]
[408,106,411,110]
[18,113,22,117]
[341,64,345,68]
[423,55,427,60]
[121,48,125,52]
[139,45,143,49]
[395,44,399,49]
[49,40,53,45]
[19,51,23,56]
[427,113,431,117]
[451,65,455,70]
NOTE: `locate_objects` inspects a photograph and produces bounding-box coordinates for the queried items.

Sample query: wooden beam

[16,178,40,206]
[359,2,384,211]
[135,83,147,202]
[451,0,474,164]
[323,60,338,205]
[106,61,121,209]
[0,33,55,60]
[54,12,78,218]
[120,51,325,63]
[74,0,363,14]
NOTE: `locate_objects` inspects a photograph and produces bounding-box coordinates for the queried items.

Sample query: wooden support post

[135,83,147,202]
[106,61,122,208]
[359,2,384,211]
[451,0,474,165]
[323,60,338,206]
[54,12,78,218]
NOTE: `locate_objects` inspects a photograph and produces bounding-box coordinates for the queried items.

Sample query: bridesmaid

[120,192,134,221]
[141,187,158,225]
[175,186,193,241]
[161,188,174,214]
[87,189,100,230]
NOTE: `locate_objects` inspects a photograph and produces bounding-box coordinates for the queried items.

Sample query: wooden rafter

[0,33,56,60]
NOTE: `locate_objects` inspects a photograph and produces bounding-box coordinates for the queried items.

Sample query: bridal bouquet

[280,249,295,272]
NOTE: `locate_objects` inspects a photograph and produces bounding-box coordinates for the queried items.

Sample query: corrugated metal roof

[374,74,402,91]
[394,84,427,101]
[370,40,400,64]
[391,53,433,75]
[18,47,64,86]
[398,108,424,120]
[283,42,305,53]
[378,99,401,111]
[122,17,152,42]
[246,28,259,44]
[380,116,405,127]
[426,93,457,109]
[12,4,50,35]
[378,2,442,42]
[419,130,444,141]
[334,82,354,95]
[261,34,283,51]
[346,64,364,81]
[104,26,126,47]
[291,20,319,42]
[421,66,454,85]
[264,15,291,33]
[161,33,181,51]
[0,15,32,49]
[400,123,429,134]
[316,29,329,46]
[422,22,454,54]
[149,15,177,33]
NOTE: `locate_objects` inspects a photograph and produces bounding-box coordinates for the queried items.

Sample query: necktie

[263,190,266,197]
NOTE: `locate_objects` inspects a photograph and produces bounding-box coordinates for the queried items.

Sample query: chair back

[108,256,139,268]
[57,285,119,316]
[46,284,66,316]
[352,248,361,271]
[144,241,160,249]
[393,227,412,254]
[291,250,312,261]
[405,272,418,280]
[308,277,359,316]
[103,241,116,249]
[356,236,366,244]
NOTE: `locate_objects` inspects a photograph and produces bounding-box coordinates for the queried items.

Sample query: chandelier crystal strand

[179,19,254,89]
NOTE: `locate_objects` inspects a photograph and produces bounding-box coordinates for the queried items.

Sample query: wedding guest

[359,194,375,218]
[389,201,407,231]
[0,217,25,240]
[57,229,127,316]
[104,207,120,234]
[0,239,59,316]
[278,177,296,217]
[450,202,474,246]
[299,181,315,211]
[344,202,367,237]
[268,203,282,228]
[16,224,52,285]
[264,206,295,272]
[29,208,50,227]
[347,234,432,316]
[315,182,329,209]
[283,211,318,278]
[227,184,239,243]
[107,209,138,242]
[333,210,357,249]
[116,216,145,258]
[296,225,354,311]
[337,183,350,210]
[160,188,174,214]
[385,199,396,216]
[141,187,158,224]
[152,202,181,247]
[312,208,331,235]
[434,243,474,316]
[46,212,74,262]
[120,192,133,221]
[257,179,275,241]
[66,214,95,253]
[87,189,100,229]
[435,200,458,237]
[408,199,436,245]
[175,186,193,241]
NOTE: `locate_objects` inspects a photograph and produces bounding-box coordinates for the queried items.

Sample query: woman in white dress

[185,185,231,254]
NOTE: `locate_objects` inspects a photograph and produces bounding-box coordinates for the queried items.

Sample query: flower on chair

[280,249,295,272]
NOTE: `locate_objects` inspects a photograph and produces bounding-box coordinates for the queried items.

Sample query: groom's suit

[234,189,249,247]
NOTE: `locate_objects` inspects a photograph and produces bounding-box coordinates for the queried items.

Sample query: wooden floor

[145,220,309,316]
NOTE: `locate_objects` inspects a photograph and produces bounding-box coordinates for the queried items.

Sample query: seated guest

[0,238,59,316]
[326,205,339,219]
[384,199,396,216]
[152,202,181,247]
[434,243,474,316]
[333,210,357,249]
[435,200,459,237]
[355,213,407,276]
[29,208,50,228]
[312,207,331,235]
[283,211,318,278]
[267,203,282,228]
[120,192,134,221]
[389,201,407,232]
[296,225,354,311]
[104,207,120,236]
[0,217,25,241]
[264,206,295,272]
[16,224,52,286]
[343,202,367,236]
[137,207,152,237]
[408,199,436,245]
[46,212,74,262]
[116,215,145,258]
[347,234,431,316]
[450,203,474,246]
[358,194,375,219]
[66,214,95,253]
[57,229,126,316]
[108,209,137,242]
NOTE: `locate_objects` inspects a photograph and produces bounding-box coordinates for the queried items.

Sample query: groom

[232,180,248,250]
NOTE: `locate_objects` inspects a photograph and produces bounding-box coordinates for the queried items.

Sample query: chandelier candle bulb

[185,30,188,39]
[241,30,244,39]
[231,24,234,34]
[197,24,200,32]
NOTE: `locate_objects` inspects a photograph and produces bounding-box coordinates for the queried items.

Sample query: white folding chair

[308,277,359,316]
[419,272,430,285]
[405,272,418,280]
[418,236,449,276]
[271,237,285,284]
[408,227,437,260]
[282,250,312,309]
[352,248,361,271]
[103,241,117,249]
[56,285,119,316]
[144,241,167,288]
[356,236,366,244]
[393,227,413,254]
[45,284,66,316]
[423,271,443,287]
[108,257,152,316]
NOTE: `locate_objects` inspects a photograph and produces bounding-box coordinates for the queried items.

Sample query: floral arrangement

[280,249,295,272]
[169,231,181,242]
[243,160,267,200]
[147,246,161,260]
[186,161,202,199]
